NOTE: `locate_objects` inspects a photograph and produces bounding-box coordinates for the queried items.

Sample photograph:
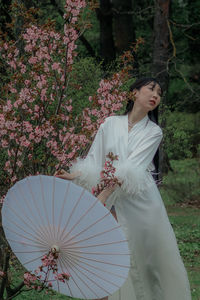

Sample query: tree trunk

[0,0,13,38]
[152,0,171,176]
[96,0,116,65]
[112,0,135,54]
[152,0,170,90]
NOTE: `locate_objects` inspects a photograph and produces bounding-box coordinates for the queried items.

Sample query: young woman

[55,78,191,300]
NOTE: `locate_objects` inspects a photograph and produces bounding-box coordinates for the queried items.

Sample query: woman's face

[134,82,162,112]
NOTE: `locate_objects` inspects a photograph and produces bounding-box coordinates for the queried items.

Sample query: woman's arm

[115,127,163,195]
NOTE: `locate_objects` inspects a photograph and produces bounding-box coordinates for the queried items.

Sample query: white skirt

[107,184,191,300]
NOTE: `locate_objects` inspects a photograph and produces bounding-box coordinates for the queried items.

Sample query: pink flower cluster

[92,152,122,202]
[23,250,70,292]
[82,73,126,138]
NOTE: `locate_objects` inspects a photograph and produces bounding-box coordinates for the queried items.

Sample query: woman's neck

[128,107,147,125]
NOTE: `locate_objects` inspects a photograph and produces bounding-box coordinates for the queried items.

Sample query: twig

[0,249,10,299]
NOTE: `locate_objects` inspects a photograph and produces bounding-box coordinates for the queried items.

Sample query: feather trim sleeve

[114,161,154,195]
[70,158,102,192]
[69,122,106,192]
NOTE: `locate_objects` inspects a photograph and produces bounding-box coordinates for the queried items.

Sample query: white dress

[70,114,191,300]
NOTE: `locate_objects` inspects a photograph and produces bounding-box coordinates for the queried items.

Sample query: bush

[163,111,200,160]
[161,159,200,204]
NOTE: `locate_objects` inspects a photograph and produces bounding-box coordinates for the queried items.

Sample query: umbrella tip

[51,245,60,254]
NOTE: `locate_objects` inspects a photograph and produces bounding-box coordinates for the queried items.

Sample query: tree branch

[0,249,10,299]
[6,282,25,300]
[49,0,98,59]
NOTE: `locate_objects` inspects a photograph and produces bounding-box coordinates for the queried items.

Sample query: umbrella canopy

[2,175,130,299]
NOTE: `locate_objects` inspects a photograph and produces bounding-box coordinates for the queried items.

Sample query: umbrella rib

[61,197,100,242]
[4,216,49,247]
[3,225,48,248]
[57,181,70,238]
[62,249,130,256]
[14,249,45,254]
[59,188,86,240]
[57,258,73,298]
[26,177,52,239]
[23,254,44,266]
[62,251,130,268]
[60,255,99,298]
[6,238,47,249]
[16,183,42,228]
[60,211,111,245]
[64,251,128,279]
[64,225,122,247]
[62,239,129,250]
[6,190,37,230]
[62,254,112,296]
[39,176,53,240]
[3,199,51,246]
[17,178,51,239]
[63,252,121,289]
[59,255,88,299]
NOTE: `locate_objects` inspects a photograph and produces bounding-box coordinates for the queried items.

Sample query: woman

[55,78,191,300]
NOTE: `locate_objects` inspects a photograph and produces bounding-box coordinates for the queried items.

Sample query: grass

[160,158,200,300]
[3,159,200,299]
[164,204,200,300]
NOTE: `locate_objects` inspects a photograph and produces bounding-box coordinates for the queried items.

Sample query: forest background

[0,0,199,299]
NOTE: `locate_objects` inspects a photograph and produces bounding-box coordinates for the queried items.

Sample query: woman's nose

[152,93,158,99]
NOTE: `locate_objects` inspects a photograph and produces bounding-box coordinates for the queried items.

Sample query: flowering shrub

[0,0,135,198]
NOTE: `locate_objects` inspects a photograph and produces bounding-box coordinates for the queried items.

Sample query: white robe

[70,114,191,300]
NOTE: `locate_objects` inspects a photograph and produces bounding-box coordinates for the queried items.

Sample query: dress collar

[126,114,149,132]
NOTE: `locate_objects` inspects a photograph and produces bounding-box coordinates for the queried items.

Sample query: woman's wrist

[70,171,82,180]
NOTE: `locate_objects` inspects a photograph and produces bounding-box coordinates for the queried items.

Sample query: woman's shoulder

[102,115,123,126]
[147,118,163,136]
[105,114,125,122]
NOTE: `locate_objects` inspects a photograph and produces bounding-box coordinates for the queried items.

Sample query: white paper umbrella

[2,175,130,299]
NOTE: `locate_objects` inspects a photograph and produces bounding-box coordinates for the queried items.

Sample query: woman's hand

[54,169,81,180]
[97,185,116,205]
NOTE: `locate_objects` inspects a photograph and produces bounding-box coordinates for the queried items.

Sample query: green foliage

[161,159,200,204]
[67,57,103,115]
[163,111,200,160]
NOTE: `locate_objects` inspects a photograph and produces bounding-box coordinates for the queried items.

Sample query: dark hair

[124,77,163,176]
[124,77,163,119]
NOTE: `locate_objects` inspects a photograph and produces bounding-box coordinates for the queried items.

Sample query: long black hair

[124,77,163,177]
[124,77,163,123]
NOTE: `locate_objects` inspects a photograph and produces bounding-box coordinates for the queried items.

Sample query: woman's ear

[133,89,138,101]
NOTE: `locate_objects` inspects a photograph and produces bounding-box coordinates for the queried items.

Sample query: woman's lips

[149,100,156,105]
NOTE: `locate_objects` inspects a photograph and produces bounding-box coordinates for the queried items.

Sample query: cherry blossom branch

[92,152,122,205]
[23,249,70,294]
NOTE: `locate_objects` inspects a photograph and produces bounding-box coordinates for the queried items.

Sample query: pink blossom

[11,176,17,183]
[28,57,38,64]
[0,271,5,278]
[52,62,60,70]
[1,140,9,148]
[0,196,5,204]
